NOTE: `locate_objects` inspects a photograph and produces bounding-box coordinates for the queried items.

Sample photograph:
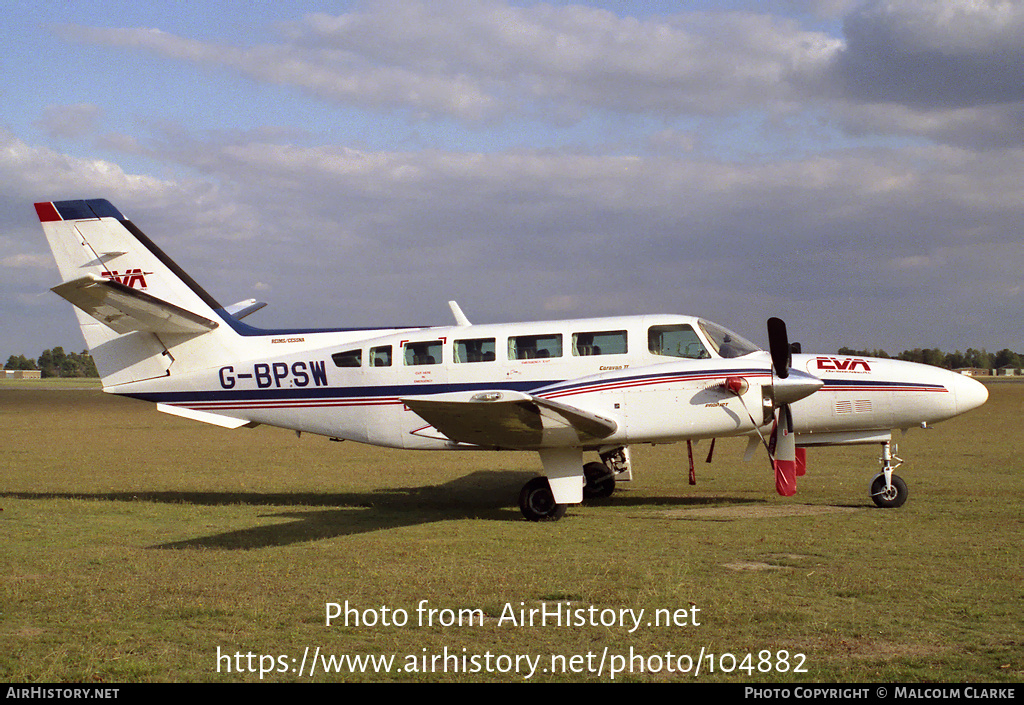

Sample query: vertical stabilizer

[36,199,236,387]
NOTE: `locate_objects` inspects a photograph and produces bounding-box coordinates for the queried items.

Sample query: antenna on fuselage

[448,301,471,326]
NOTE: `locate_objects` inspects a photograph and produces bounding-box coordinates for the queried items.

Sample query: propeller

[722,318,822,496]
[766,318,821,496]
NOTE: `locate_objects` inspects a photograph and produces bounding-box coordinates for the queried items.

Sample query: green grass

[0,377,101,388]
[1,382,1021,682]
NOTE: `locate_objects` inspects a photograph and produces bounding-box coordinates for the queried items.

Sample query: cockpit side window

[647,324,709,359]
[698,320,759,358]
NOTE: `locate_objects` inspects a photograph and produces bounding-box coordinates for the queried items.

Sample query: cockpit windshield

[697,319,760,358]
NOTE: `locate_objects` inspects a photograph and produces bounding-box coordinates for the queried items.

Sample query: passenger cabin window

[370,345,392,367]
[573,330,627,356]
[648,324,709,359]
[454,337,496,363]
[509,334,562,360]
[405,341,442,366]
[331,349,362,367]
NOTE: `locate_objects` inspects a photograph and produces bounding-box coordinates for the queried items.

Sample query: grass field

[1,379,1021,682]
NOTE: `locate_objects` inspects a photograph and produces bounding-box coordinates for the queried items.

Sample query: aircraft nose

[950,372,989,415]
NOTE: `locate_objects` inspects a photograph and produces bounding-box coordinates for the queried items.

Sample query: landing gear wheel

[870,473,908,508]
[583,461,615,499]
[519,477,567,521]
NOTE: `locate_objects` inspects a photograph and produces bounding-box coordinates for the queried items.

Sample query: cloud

[8,3,1024,354]
[830,0,1024,109]
[59,0,1023,151]
[0,129,257,298]
[0,128,174,205]
[4,119,1023,352]
[831,101,1024,150]
[298,1,843,116]
[63,1,840,121]
[74,127,1021,323]
[62,21,499,120]
[34,104,103,140]
[1,253,53,269]
[807,0,1024,147]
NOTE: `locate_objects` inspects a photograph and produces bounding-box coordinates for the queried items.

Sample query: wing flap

[51,275,219,335]
[402,390,618,449]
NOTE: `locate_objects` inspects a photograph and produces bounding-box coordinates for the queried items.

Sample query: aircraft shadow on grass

[2,470,760,549]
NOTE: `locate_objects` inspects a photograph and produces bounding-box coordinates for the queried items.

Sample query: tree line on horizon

[4,347,99,378]
[837,346,1022,371]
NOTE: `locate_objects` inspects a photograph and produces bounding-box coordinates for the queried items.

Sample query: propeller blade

[763,319,815,494]
[795,447,807,477]
[771,405,797,496]
[767,317,790,379]
[761,321,815,495]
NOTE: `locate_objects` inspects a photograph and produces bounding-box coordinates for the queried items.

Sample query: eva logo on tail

[101,268,150,289]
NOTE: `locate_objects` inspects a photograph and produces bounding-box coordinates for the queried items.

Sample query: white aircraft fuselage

[123,314,984,451]
[35,199,989,520]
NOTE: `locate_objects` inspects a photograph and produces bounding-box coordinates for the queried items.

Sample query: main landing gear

[518,477,567,522]
[517,469,614,521]
[869,440,908,508]
[583,462,615,499]
[518,446,630,521]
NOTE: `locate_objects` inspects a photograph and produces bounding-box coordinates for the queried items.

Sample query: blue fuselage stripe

[122,370,946,406]
[122,379,562,404]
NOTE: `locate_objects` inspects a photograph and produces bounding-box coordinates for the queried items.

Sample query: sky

[2,0,1022,359]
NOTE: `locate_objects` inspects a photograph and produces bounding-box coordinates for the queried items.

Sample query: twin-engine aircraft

[35,199,988,521]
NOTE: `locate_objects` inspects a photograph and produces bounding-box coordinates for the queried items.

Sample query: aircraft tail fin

[35,199,237,388]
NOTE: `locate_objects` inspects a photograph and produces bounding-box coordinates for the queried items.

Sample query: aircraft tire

[869,473,908,508]
[582,462,615,499]
[519,477,567,521]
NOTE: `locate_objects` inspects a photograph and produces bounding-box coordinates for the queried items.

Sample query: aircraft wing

[51,275,219,335]
[401,390,618,449]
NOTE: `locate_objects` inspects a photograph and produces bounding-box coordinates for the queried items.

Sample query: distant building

[997,366,1021,376]
[955,368,991,377]
[0,369,42,379]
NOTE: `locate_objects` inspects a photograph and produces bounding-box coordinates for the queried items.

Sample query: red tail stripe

[34,202,61,222]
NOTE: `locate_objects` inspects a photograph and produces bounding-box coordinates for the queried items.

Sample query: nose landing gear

[870,440,908,508]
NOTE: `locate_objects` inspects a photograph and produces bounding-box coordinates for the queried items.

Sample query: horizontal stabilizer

[157,403,250,429]
[224,298,267,320]
[402,390,617,449]
[51,275,219,335]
